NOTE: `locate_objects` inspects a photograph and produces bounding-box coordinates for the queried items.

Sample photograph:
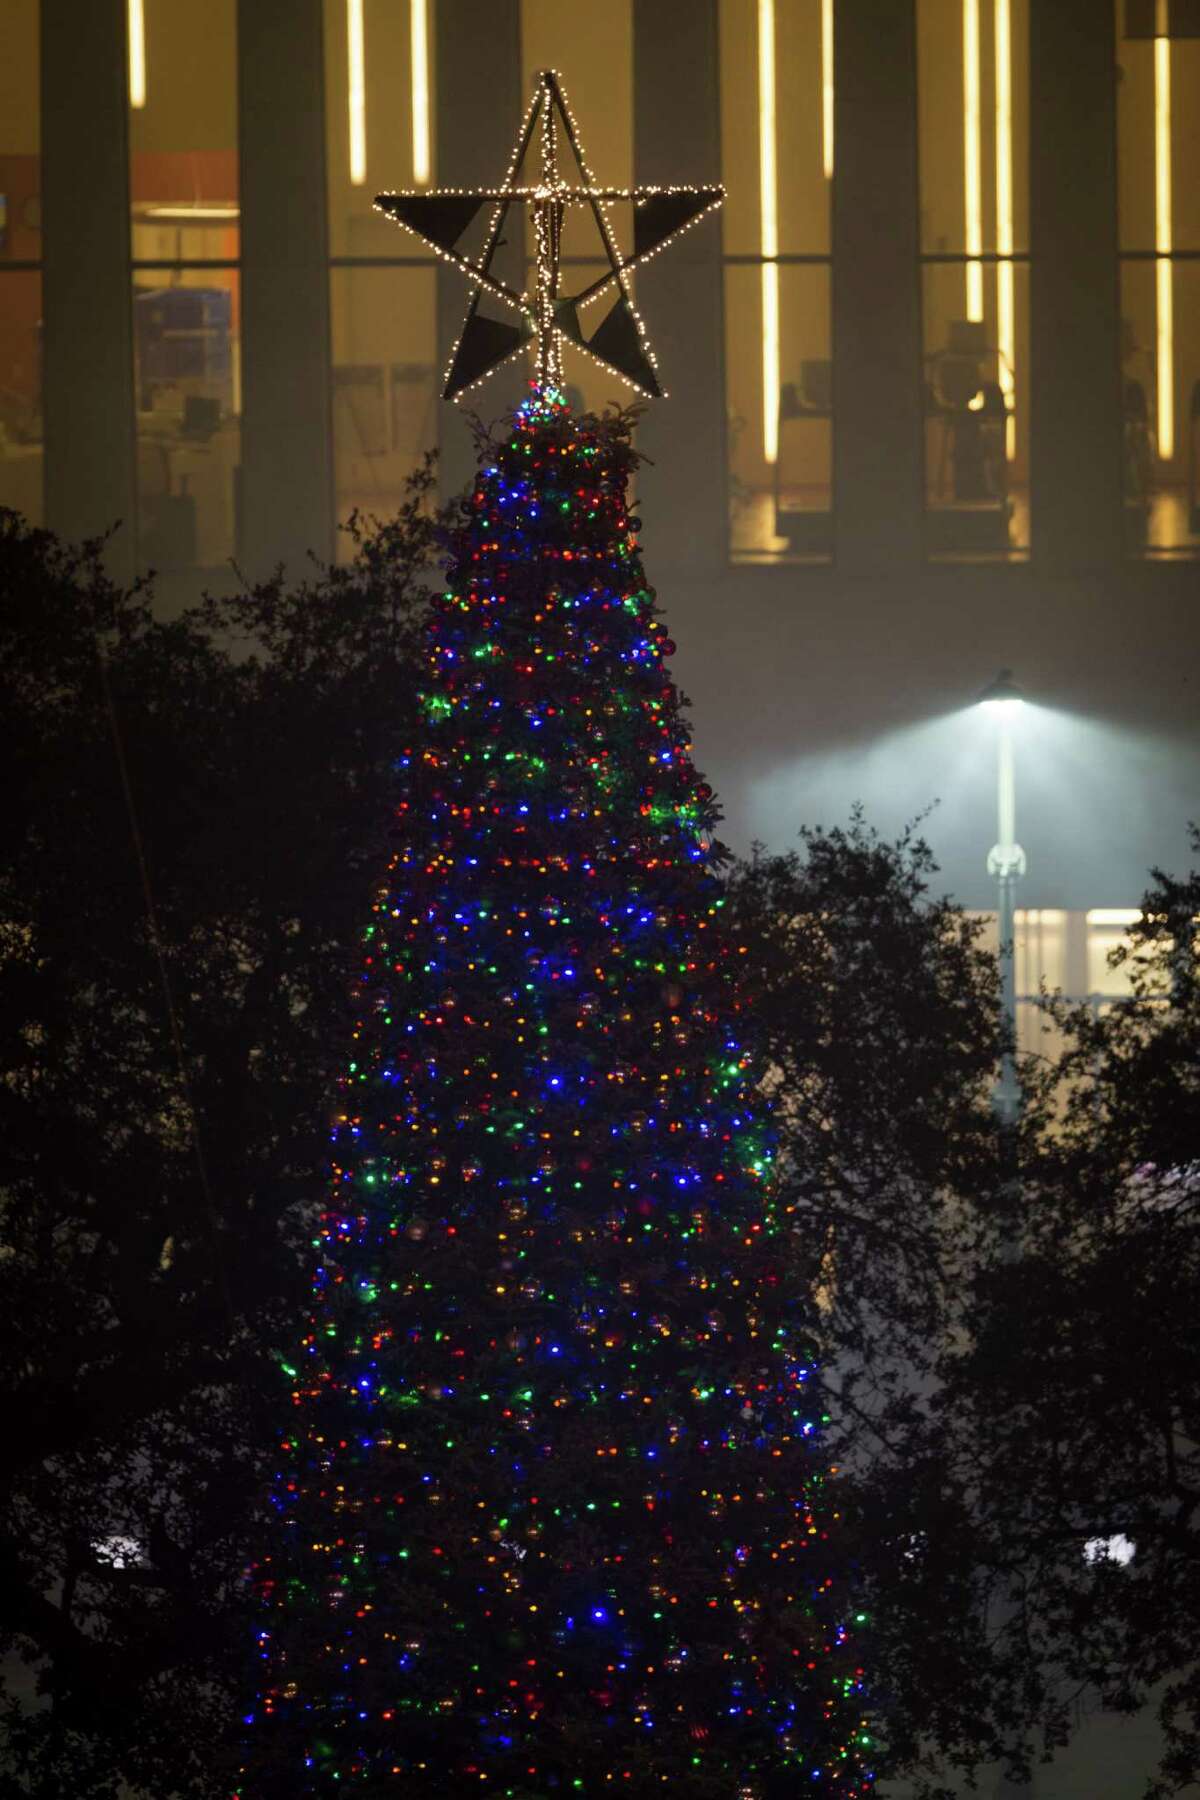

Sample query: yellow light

[1155,13,1174,460]
[128,0,146,108]
[1087,909,1142,927]
[963,0,983,322]
[994,0,1015,458]
[821,0,834,181]
[758,0,780,464]
[411,0,431,187]
[347,0,367,187]
[145,203,240,220]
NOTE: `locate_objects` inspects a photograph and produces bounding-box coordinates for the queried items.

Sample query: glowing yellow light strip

[1155,16,1174,460]
[994,0,1015,458]
[348,0,367,187]
[963,0,983,322]
[759,0,780,464]
[411,0,431,186]
[128,0,146,108]
[821,0,834,180]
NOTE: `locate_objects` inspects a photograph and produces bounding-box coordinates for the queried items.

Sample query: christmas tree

[243,74,873,1800]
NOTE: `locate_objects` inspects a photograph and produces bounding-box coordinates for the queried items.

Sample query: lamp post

[978,672,1033,1800]
[979,669,1026,1129]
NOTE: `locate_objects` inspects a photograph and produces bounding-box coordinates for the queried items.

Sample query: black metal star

[374,68,724,402]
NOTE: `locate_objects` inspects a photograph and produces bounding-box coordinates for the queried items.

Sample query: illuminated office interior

[5,1,1200,576]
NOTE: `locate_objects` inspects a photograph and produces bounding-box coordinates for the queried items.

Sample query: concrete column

[832,0,923,571]
[40,0,137,575]
[238,0,334,576]
[434,0,523,501]
[1029,0,1122,570]
[633,0,725,575]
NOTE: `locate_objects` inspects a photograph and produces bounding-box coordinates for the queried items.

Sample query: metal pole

[991,709,1022,1128]
[981,683,1029,1799]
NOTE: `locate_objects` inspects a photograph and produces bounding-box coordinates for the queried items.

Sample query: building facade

[1,9,1194,1791]
[2,0,1196,911]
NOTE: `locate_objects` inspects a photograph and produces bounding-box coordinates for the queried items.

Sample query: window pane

[330,265,438,549]
[719,0,832,257]
[922,259,1029,558]
[129,0,239,259]
[325,0,436,259]
[0,273,43,525]
[521,1,631,185]
[133,269,241,570]
[0,0,40,264]
[918,0,1029,257]
[726,262,831,563]
[1121,257,1200,555]
[1117,5,1200,250]
[520,3,633,265]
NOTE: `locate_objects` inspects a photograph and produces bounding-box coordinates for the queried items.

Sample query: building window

[918,0,1030,561]
[325,0,439,548]
[1118,1,1200,557]
[330,265,437,527]
[721,0,833,565]
[0,1,42,527]
[129,0,240,575]
[519,0,636,415]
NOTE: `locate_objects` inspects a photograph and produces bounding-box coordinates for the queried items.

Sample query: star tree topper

[374,68,724,401]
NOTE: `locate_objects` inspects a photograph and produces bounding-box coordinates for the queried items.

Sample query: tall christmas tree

[244,74,873,1799]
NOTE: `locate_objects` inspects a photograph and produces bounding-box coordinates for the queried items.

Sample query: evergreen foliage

[245,397,874,1797]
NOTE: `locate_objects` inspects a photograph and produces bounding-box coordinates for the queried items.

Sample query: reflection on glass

[922,261,1029,559]
[0,273,43,525]
[133,270,241,569]
[1,1,41,260]
[726,264,831,563]
[721,0,831,563]
[1,7,42,526]
[1121,261,1200,555]
[918,0,1029,258]
[519,2,633,275]
[326,0,437,258]
[918,0,1028,536]
[330,265,438,552]
[1118,7,1200,252]
[720,0,832,258]
[128,0,238,257]
[1117,10,1200,555]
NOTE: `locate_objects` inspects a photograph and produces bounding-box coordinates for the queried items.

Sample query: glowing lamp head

[977,667,1025,714]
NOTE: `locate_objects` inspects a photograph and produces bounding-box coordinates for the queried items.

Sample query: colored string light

[241,394,874,1797]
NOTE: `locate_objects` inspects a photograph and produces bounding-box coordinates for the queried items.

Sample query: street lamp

[978,668,1026,1128]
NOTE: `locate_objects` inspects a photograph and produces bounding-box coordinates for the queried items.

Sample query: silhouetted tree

[0,479,440,1797]
[2,486,1196,1798]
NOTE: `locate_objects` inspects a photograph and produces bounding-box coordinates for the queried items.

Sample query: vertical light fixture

[994,0,1015,457]
[759,0,780,465]
[821,0,834,181]
[963,0,984,321]
[128,0,146,108]
[348,0,367,187]
[1155,0,1174,459]
[411,0,431,186]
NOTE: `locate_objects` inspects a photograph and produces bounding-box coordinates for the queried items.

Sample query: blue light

[591,1606,608,1624]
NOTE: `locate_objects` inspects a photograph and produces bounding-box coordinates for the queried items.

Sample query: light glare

[821,0,834,181]
[994,0,1016,458]
[758,0,780,465]
[348,0,367,187]
[1155,17,1174,459]
[411,0,431,186]
[963,0,984,322]
[128,0,146,108]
